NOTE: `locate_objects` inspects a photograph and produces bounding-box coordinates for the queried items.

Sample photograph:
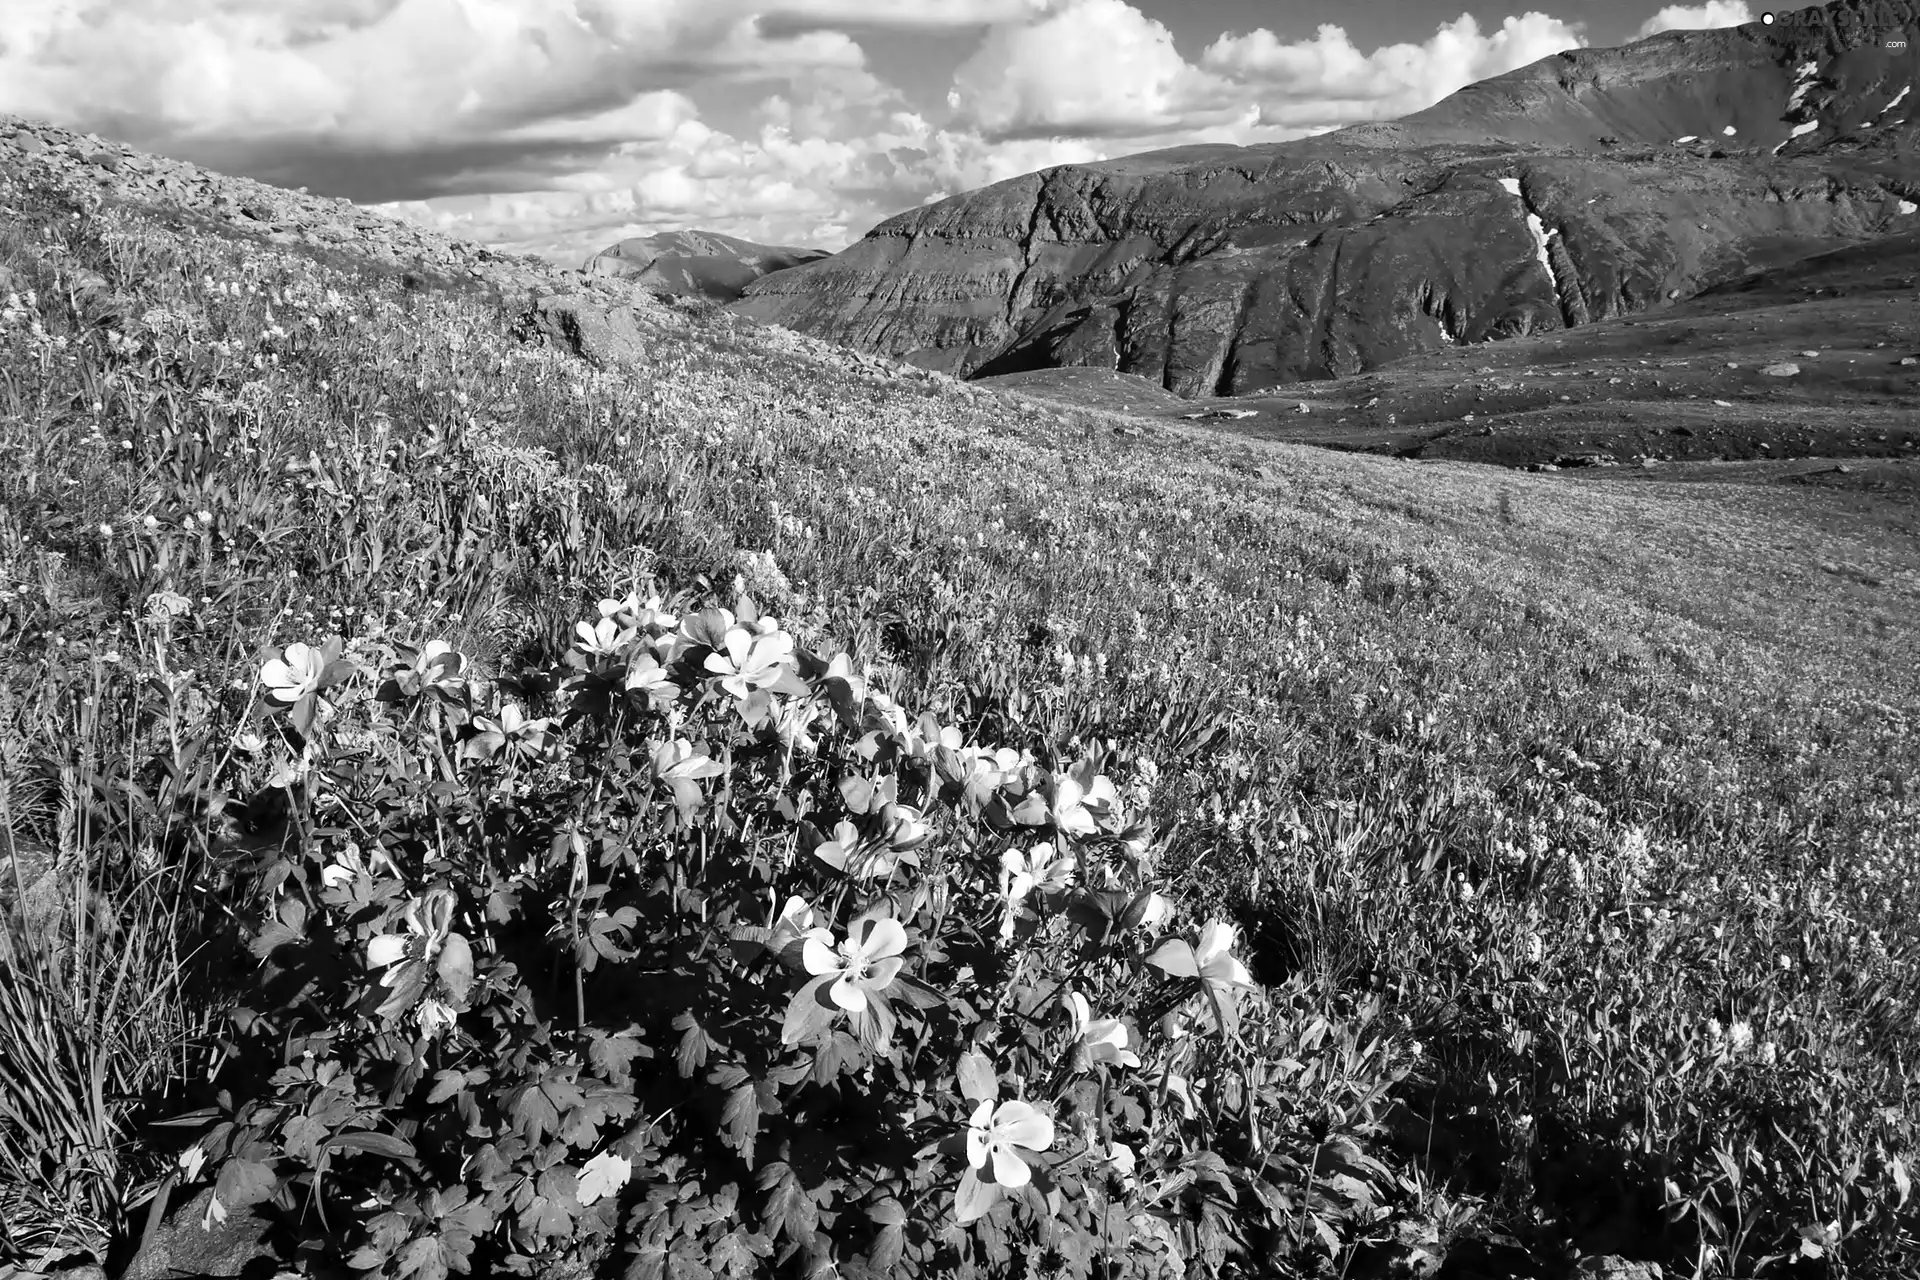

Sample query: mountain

[585,230,831,303]
[731,0,1920,396]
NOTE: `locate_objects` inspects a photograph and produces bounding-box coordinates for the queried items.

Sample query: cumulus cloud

[0,0,1614,259]
[949,0,1234,139]
[1636,1,1754,38]
[1204,13,1589,130]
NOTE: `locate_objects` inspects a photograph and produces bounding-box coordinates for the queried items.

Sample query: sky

[0,0,1768,265]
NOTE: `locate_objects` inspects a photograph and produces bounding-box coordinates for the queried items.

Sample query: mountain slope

[585,229,830,303]
[731,0,1920,395]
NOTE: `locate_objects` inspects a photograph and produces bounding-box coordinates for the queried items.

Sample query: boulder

[117,1189,274,1280]
[1574,1258,1663,1280]
[517,294,652,368]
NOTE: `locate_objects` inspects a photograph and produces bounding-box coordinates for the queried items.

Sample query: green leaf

[280,1114,328,1163]
[427,1070,469,1105]
[325,1131,417,1160]
[955,1166,1001,1224]
[214,1157,278,1209]
[673,1012,713,1077]
[395,1235,452,1280]
[957,1049,997,1104]
[706,1229,773,1278]
[757,1161,818,1244]
[588,1029,647,1085]
[720,1083,761,1164]
[782,974,838,1047]
[867,1222,906,1272]
[522,1169,579,1243]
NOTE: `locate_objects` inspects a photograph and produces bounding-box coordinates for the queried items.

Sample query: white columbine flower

[965,1100,1054,1188]
[260,642,325,703]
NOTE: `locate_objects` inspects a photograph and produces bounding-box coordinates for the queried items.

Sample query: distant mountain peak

[585,231,831,303]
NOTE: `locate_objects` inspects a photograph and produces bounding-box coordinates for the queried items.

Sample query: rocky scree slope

[732,0,1920,396]
[584,229,831,303]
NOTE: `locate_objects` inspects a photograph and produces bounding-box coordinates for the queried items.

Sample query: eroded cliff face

[730,0,1920,394]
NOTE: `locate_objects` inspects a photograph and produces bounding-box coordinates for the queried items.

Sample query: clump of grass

[0,155,1914,1277]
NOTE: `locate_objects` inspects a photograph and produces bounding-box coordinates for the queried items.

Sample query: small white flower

[260,643,325,703]
[965,1099,1054,1188]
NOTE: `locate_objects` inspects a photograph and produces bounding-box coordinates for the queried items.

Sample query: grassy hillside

[1,154,1915,1279]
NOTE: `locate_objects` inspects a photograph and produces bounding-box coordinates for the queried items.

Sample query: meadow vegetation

[0,163,1915,1279]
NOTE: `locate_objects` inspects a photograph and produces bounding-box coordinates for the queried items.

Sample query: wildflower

[999,842,1075,939]
[878,802,932,851]
[1131,890,1174,934]
[1064,993,1140,1069]
[321,843,370,889]
[801,916,908,1014]
[704,625,795,699]
[146,589,191,619]
[622,651,674,705]
[766,894,817,955]
[575,617,635,659]
[465,704,551,761]
[260,642,325,704]
[650,738,726,808]
[1050,765,1119,835]
[812,819,918,881]
[1728,1020,1754,1054]
[1000,842,1076,904]
[365,888,474,1024]
[1145,920,1253,988]
[965,1099,1054,1188]
[400,641,466,699]
[1145,920,1255,1039]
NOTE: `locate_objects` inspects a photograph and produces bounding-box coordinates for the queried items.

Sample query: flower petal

[1195,920,1237,964]
[828,974,868,1013]
[1143,937,1200,979]
[855,916,908,962]
[993,1101,1055,1152]
[800,930,838,976]
[861,955,903,992]
[1203,954,1253,988]
[366,934,408,968]
[990,1142,1032,1188]
[1064,992,1091,1037]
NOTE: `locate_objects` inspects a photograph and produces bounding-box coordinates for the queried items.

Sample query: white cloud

[0,0,1618,260]
[1204,14,1589,129]
[949,0,1233,138]
[1636,2,1753,38]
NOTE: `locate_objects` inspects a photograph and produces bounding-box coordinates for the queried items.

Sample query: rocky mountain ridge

[584,230,831,303]
[731,0,1920,396]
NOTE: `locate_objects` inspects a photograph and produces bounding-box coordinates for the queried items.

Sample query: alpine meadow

[1,26,1919,1280]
